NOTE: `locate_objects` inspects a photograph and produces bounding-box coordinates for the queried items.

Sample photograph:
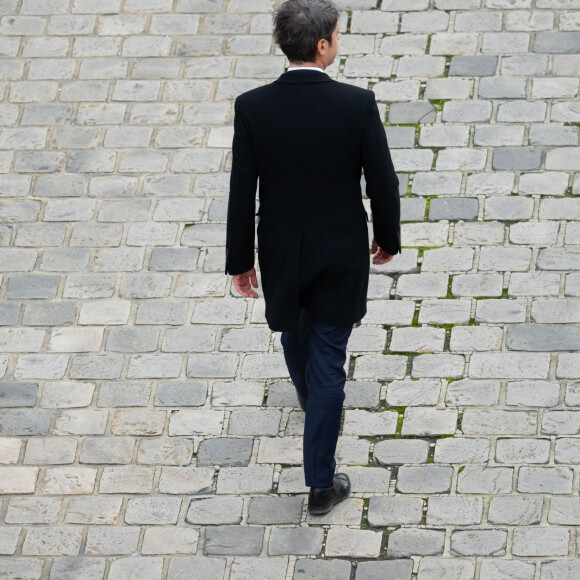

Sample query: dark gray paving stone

[0,382,38,407]
[534,32,580,54]
[0,410,52,435]
[247,496,304,525]
[197,437,253,467]
[268,527,323,555]
[507,325,580,351]
[22,302,77,326]
[204,526,264,556]
[356,560,414,580]
[492,148,542,170]
[449,56,498,76]
[6,274,60,299]
[429,197,479,221]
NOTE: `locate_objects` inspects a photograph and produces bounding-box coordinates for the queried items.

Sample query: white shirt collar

[287,66,324,73]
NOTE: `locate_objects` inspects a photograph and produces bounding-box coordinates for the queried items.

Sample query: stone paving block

[49,557,106,580]
[495,438,550,464]
[417,559,477,580]
[388,528,445,558]
[24,437,76,465]
[108,557,164,580]
[248,496,304,525]
[216,466,273,494]
[469,353,550,379]
[488,496,543,526]
[230,557,289,580]
[396,466,453,494]
[85,527,140,556]
[463,409,537,435]
[99,466,154,494]
[65,496,122,525]
[197,437,253,467]
[40,382,95,409]
[0,526,21,555]
[0,438,22,465]
[138,437,193,466]
[293,558,351,580]
[412,353,465,378]
[457,465,514,494]
[344,380,381,408]
[368,496,423,526]
[402,407,458,435]
[343,410,397,436]
[509,272,561,297]
[269,527,323,556]
[0,410,53,436]
[0,382,38,407]
[427,497,483,525]
[430,197,479,221]
[353,354,408,380]
[6,497,63,524]
[390,327,445,352]
[374,439,430,465]
[434,437,491,463]
[541,561,580,580]
[480,559,535,580]
[386,379,441,406]
[513,527,570,557]
[397,272,449,296]
[167,557,227,580]
[80,437,135,465]
[158,466,214,495]
[548,497,580,525]
[22,528,83,556]
[257,436,302,465]
[98,381,152,407]
[142,527,199,555]
[204,526,265,556]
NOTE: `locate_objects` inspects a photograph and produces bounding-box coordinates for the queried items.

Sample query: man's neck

[288,62,325,70]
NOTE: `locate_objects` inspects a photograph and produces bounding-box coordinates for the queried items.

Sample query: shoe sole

[307,488,350,515]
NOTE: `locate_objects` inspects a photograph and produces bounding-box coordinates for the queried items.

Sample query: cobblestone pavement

[1,0,580,578]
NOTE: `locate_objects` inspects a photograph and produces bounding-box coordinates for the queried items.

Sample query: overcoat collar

[275,70,333,84]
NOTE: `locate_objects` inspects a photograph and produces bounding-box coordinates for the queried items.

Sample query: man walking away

[225,0,401,514]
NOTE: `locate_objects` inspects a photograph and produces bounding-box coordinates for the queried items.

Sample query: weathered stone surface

[2,0,578,574]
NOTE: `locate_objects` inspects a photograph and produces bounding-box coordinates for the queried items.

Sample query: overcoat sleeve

[225,97,259,275]
[361,92,401,255]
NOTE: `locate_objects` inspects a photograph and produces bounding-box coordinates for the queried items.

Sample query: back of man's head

[273,0,339,64]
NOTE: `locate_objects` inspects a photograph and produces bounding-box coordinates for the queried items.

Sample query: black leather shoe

[308,473,351,515]
[296,392,307,412]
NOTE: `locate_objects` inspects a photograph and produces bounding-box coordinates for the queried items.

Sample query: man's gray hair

[273,0,339,64]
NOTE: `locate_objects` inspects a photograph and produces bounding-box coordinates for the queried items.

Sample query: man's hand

[371,238,395,265]
[233,267,259,299]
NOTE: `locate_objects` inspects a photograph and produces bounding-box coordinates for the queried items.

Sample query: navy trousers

[281,308,353,488]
